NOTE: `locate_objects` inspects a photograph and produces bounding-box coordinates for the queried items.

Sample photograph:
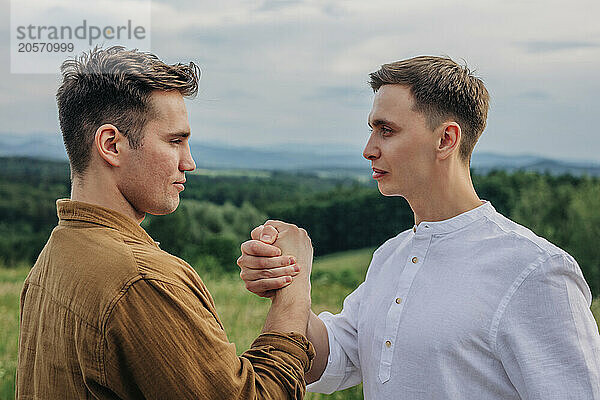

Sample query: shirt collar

[412,201,495,236]
[56,199,158,247]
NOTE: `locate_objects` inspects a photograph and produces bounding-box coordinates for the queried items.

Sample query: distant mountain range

[1,133,599,177]
[469,153,600,176]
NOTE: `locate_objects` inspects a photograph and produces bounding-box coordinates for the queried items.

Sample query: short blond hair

[369,56,489,163]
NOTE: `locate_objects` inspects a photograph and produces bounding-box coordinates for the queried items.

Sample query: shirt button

[385,340,392,348]
[411,257,418,263]
[395,297,402,304]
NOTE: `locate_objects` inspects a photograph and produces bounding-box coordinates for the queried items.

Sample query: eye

[380,126,393,136]
[170,139,183,144]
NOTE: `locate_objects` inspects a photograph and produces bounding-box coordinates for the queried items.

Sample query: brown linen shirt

[17,199,314,399]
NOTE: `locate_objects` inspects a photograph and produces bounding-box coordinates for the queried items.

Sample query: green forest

[0,156,599,296]
[1,156,600,398]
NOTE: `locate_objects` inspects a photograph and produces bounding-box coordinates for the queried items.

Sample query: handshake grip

[238,221,314,334]
[238,220,313,303]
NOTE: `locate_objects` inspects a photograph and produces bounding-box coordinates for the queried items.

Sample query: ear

[436,122,461,161]
[94,124,127,167]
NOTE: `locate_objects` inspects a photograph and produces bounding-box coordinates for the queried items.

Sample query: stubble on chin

[148,190,181,216]
[162,194,181,215]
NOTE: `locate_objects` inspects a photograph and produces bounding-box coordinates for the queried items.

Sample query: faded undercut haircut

[369,56,489,163]
[56,46,200,176]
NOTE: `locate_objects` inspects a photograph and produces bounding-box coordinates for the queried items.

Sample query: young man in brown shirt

[16,46,314,399]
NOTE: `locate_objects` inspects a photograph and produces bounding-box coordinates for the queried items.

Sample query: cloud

[2,0,600,161]
[305,85,372,108]
[256,0,305,12]
[517,41,600,54]
[517,90,551,100]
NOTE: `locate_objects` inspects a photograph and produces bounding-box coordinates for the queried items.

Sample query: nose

[362,132,380,160]
[180,141,196,172]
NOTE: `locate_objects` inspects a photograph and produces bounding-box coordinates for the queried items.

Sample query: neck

[409,161,482,225]
[70,170,145,224]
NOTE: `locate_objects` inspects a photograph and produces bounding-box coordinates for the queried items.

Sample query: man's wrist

[271,287,311,309]
[263,290,311,334]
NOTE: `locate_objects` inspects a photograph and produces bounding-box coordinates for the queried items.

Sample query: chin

[146,197,181,216]
[377,183,393,196]
[377,183,404,197]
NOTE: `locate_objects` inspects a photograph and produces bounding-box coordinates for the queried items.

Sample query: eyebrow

[167,131,191,138]
[368,119,397,128]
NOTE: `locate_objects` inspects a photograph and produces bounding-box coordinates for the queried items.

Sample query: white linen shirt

[307,202,600,399]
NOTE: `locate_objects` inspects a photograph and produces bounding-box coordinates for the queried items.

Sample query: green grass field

[1,249,599,400]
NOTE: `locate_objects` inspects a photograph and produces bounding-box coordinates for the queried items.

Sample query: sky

[2,0,599,162]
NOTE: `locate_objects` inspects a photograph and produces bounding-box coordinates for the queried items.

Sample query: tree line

[0,157,598,296]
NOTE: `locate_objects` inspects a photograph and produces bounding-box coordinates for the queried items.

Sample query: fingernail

[262,234,272,242]
[285,276,292,283]
[293,264,299,272]
[289,256,296,265]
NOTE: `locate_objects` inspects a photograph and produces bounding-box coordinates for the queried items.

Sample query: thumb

[260,224,278,244]
[250,225,264,240]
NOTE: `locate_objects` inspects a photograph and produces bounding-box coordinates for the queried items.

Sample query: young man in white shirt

[237,56,600,399]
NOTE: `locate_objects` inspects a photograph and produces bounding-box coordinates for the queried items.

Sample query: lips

[173,180,186,191]
[372,167,388,179]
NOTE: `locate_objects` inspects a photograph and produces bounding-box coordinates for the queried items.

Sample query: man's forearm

[263,278,311,335]
[305,310,329,384]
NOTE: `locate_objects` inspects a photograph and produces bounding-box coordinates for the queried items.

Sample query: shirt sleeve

[98,278,314,400]
[495,253,600,400]
[307,282,365,394]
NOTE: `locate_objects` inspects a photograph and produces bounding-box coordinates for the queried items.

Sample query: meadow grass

[0,268,28,400]
[1,249,599,400]
[0,250,373,399]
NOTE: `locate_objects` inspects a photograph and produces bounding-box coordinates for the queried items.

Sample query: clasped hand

[237,220,313,298]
